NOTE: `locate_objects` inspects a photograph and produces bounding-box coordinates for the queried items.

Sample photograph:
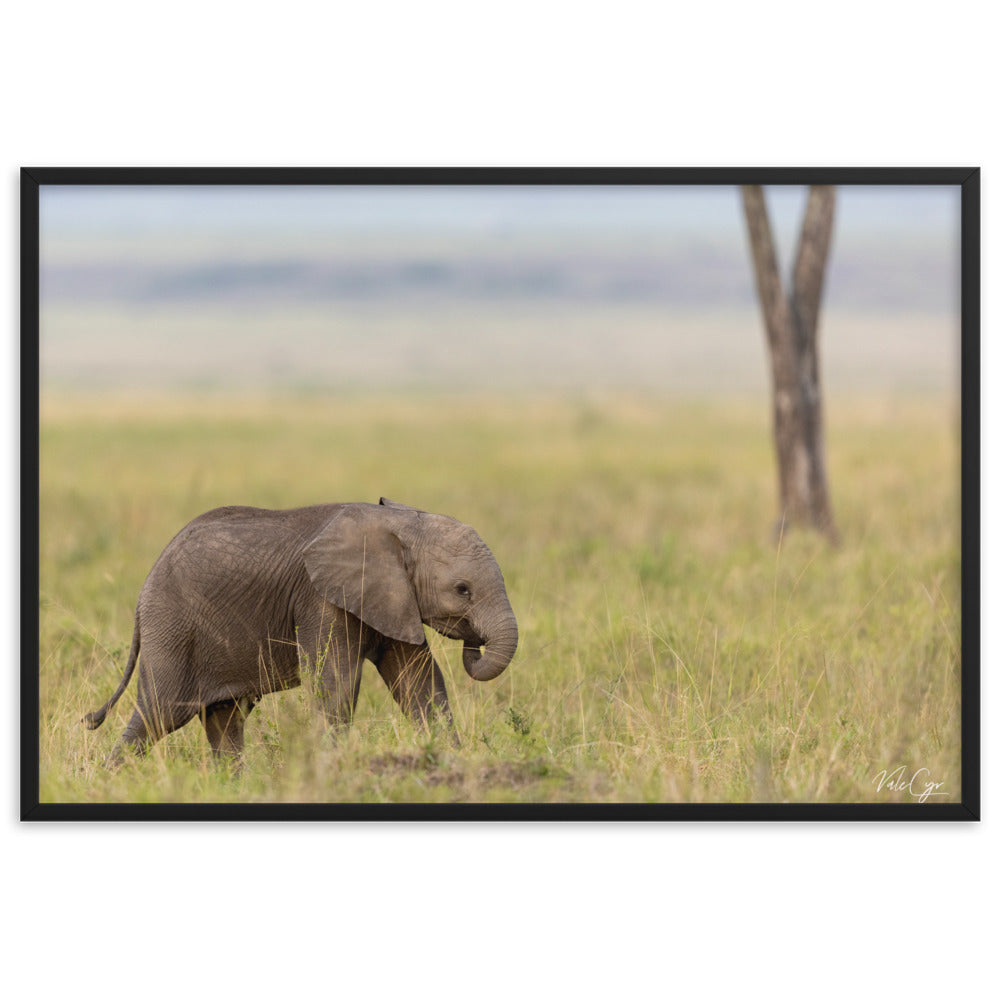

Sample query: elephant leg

[296,608,372,735]
[104,696,194,768]
[317,654,364,732]
[102,707,156,768]
[375,641,457,745]
[201,696,256,760]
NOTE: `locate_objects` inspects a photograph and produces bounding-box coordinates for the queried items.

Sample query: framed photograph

[21,167,979,820]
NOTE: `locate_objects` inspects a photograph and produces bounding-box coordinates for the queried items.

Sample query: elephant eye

[455,581,472,600]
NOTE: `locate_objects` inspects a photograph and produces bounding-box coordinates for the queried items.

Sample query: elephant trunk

[462,615,518,682]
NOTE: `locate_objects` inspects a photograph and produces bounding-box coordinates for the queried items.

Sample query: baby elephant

[84,498,518,763]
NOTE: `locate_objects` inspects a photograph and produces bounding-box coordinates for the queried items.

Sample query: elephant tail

[82,611,141,730]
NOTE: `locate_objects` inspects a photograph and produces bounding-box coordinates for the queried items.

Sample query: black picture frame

[21,166,980,821]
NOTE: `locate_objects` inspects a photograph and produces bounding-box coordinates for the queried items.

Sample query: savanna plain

[38,390,961,805]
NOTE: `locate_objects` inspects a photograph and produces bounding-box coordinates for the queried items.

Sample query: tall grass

[38,391,961,804]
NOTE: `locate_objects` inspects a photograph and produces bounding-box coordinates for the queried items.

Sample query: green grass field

[38,391,961,804]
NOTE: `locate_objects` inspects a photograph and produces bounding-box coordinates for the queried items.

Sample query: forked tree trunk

[742,185,840,545]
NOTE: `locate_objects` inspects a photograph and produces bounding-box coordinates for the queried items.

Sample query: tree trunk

[742,185,839,544]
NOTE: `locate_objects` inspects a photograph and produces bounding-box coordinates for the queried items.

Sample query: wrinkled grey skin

[83,498,517,764]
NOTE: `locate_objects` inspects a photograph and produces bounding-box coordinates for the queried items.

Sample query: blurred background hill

[39,184,960,396]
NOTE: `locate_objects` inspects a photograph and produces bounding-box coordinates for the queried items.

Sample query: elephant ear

[303,505,425,646]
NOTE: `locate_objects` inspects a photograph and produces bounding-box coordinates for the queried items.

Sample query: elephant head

[302,498,518,681]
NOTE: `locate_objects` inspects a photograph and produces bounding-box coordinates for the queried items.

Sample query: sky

[40,183,958,242]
